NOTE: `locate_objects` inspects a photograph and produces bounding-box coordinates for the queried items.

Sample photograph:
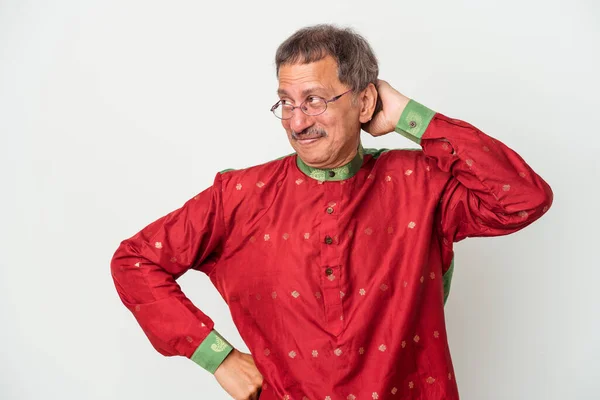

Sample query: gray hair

[275,24,379,94]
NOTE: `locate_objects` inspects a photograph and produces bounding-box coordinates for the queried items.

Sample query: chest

[213,167,443,305]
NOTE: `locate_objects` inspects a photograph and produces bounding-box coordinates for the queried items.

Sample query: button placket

[317,183,345,336]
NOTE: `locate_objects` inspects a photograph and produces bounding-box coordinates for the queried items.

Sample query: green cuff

[190,330,234,374]
[394,99,436,144]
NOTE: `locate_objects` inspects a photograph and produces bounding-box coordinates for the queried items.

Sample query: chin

[297,151,321,165]
[291,140,330,167]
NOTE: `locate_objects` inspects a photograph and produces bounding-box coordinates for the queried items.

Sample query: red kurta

[111,101,552,399]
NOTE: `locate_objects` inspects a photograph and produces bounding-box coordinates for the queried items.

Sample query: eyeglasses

[270,89,353,120]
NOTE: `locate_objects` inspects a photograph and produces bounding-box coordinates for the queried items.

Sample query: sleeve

[110,172,233,374]
[395,100,553,243]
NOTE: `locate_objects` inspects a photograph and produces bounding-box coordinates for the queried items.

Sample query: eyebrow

[277,87,329,98]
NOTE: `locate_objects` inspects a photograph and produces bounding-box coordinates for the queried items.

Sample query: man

[111,25,552,399]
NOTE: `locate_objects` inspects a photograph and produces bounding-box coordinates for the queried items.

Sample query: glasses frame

[270,89,353,120]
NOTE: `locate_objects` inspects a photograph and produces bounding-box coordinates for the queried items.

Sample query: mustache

[291,127,328,140]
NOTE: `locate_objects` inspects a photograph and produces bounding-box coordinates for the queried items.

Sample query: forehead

[277,55,341,95]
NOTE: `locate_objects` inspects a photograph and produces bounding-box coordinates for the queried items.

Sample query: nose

[288,107,313,134]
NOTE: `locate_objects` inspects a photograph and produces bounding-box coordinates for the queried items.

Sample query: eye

[306,96,321,104]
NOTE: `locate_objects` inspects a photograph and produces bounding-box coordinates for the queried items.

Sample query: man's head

[274,25,379,169]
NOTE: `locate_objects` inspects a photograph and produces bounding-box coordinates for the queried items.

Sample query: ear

[358,82,378,124]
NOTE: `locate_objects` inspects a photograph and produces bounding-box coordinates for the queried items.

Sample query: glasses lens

[273,103,294,119]
[303,97,326,115]
[272,98,327,119]
[272,104,282,119]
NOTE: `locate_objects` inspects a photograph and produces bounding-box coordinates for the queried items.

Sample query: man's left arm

[395,99,553,242]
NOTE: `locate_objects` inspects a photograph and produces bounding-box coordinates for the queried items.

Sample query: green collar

[296,144,364,182]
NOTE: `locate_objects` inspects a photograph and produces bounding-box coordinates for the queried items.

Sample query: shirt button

[325,268,333,276]
[326,207,334,214]
[328,171,335,177]
[409,120,417,128]
[324,236,333,245]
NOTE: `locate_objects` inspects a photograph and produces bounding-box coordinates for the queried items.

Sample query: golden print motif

[210,337,227,353]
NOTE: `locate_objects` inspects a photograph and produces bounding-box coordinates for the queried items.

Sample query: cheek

[281,121,292,136]
[321,117,350,142]
[314,115,337,136]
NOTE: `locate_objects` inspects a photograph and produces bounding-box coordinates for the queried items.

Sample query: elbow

[110,239,140,283]
[535,179,553,215]
[110,240,128,277]
[522,179,553,220]
[109,239,145,307]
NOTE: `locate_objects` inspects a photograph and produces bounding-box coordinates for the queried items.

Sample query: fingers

[214,349,264,400]
[247,384,262,400]
[374,95,384,116]
[376,79,389,89]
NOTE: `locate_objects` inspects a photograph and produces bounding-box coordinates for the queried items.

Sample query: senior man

[111,24,553,400]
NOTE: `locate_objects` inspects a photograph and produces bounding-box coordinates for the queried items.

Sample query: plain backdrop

[1,0,598,399]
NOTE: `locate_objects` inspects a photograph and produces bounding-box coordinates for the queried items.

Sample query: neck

[303,149,358,170]
[296,142,365,182]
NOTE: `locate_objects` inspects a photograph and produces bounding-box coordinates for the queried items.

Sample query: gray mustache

[291,127,328,140]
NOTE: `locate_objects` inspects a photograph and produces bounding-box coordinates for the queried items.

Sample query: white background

[1,0,598,399]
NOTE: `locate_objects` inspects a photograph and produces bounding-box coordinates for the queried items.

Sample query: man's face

[277,56,362,169]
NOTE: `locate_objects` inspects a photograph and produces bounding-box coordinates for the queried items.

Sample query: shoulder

[365,147,449,181]
[217,153,295,191]
[364,147,426,165]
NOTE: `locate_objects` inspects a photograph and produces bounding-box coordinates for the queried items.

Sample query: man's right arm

[110,172,233,373]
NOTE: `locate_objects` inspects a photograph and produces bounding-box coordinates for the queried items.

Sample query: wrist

[190,330,234,374]
[214,348,237,376]
[394,99,437,144]
[391,95,411,127]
